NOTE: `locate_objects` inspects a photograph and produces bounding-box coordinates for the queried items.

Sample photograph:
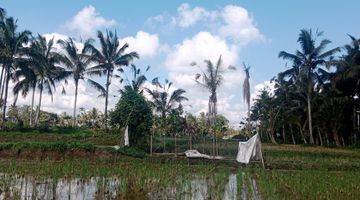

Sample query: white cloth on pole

[236,133,263,164]
[124,126,129,146]
[185,149,224,160]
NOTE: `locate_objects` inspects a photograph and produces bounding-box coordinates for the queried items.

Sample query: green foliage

[110,87,153,150]
[116,146,147,158]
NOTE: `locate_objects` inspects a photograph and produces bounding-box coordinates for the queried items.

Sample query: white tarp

[124,126,129,146]
[236,133,263,164]
[185,149,224,160]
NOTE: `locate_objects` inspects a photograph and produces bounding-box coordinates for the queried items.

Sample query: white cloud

[219,5,264,45]
[165,31,238,72]
[64,5,117,38]
[119,31,161,58]
[42,33,84,52]
[148,4,264,45]
[176,3,216,28]
[8,79,105,115]
[253,80,275,100]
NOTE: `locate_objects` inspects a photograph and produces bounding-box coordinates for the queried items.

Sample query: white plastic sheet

[236,133,263,164]
[185,150,224,160]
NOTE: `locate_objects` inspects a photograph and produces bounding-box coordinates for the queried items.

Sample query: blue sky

[2,0,360,126]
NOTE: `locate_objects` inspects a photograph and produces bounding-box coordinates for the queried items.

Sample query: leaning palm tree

[278,29,340,144]
[85,30,139,127]
[57,37,92,126]
[27,35,65,125]
[0,16,31,122]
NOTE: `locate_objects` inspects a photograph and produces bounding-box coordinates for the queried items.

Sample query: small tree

[110,87,153,150]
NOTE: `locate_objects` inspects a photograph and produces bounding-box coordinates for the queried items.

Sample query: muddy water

[0,173,260,200]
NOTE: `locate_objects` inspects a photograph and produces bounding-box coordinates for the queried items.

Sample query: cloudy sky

[2,0,360,127]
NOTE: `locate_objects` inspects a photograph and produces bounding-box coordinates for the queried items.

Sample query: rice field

[0,131,359,199]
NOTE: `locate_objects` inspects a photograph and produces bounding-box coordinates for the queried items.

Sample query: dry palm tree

[242,63,251,132]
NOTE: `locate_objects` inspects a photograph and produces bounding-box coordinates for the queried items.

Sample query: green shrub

[110,88,153,151]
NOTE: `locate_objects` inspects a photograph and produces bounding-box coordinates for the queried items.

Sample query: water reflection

[0,173,260,200]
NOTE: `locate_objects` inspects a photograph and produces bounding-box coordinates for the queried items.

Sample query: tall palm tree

[0,16,31,122]
[85,30,139,126]
[193,55,234,156]
[57,37,92,126]
[193,56,235,124]
[278,29,340,144]
[242,63,251,130]
[28,35,65,125]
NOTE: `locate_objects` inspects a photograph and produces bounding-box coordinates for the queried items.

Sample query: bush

[110,88,153,151]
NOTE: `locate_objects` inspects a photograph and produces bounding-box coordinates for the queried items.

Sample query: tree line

[251,29,360,147]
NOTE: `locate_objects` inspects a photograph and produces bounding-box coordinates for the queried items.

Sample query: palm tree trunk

[189,130,192,149]
[333,129,341,147]
[0,66,4,97]
[29,86,35,126]
[317,127,323,146]
[269,128,277,144]
[35,84,43,125]
[299,124,308,144]
[73,80,79,127]
[12,93,18,107]
[1,72,10,122]
[0,70,6,100]
[282,125,286,144]
[104,71,111,129]
[307,93,315,144]
[174,133,177,157]
[290,124,296,145]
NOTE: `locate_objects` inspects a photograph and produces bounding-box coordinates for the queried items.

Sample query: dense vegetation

[251,30,360,147]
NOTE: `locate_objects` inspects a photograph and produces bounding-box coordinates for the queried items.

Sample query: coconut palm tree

[278,29,340,144]
[57,37,92,126]
[146,79,188,152]
[27,35,65,125]
[0,16,31,122]
[192,55,235,155]
[331,35,360,97]
[193,56,235,124]
[122,64,149,94]
[12,62,37,124]
[85,30,139,126]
